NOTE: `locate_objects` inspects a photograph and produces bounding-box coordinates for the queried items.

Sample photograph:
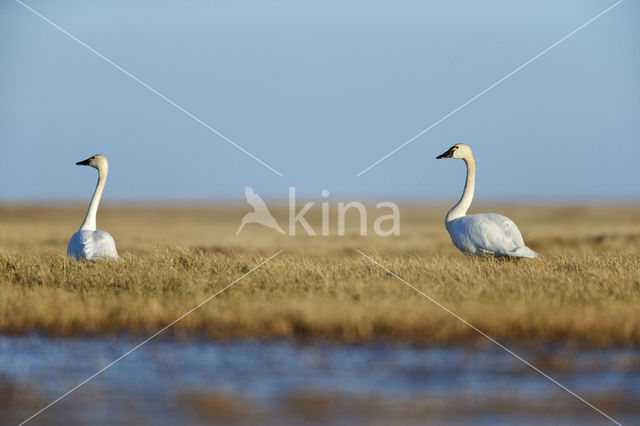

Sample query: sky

[1,0,638,203]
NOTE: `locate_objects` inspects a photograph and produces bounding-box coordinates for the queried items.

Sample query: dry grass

[0,203,639,345]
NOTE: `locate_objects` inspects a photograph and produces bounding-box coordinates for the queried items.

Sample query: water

[1,335,638,425]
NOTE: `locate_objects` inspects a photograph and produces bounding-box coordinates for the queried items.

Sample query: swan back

[68,230,118,260]
[446,213,537,258]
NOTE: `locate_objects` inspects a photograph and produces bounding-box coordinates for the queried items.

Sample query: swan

[67,154,118,261]
[436,144,538,259]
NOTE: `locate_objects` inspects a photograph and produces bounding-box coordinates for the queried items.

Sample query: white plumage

[437,144,538,259]
[67,154,118,261]
[68,230,118,260]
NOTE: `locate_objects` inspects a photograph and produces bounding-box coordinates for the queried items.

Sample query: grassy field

[0,203,639,345]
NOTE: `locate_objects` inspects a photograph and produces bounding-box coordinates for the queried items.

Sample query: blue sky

[1,0,638,202]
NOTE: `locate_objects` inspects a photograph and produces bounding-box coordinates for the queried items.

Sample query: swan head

[76,154,108,170]
[436,143,472,160]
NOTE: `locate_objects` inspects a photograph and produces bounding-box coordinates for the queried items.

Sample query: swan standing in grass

[436,144,538,259]
[67,155,118,261]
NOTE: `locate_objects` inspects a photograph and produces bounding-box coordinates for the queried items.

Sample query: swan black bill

[436,147,456,159]
[76,157,93,166]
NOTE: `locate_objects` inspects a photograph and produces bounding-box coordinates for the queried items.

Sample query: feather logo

[236,187,285,235]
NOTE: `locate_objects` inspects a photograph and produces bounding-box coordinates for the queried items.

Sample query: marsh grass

[0,203,638,345]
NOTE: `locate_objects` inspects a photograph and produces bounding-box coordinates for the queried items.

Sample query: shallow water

[1,335,638,425]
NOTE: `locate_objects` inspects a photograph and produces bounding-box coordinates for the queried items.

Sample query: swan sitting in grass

[436,144,538,259]
[67,154,118,261]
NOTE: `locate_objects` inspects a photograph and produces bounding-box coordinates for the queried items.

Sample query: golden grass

[0,203,639,345]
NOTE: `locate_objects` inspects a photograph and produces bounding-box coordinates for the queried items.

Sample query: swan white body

[67,154,118,261]
[68,230,118,260]
[437,144,538,259]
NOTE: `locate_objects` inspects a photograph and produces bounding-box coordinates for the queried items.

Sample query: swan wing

[67,231,85,258]
[449,214,529,256]
[90,231,119,260]
[68,230,118,261]
[244,186,269,212]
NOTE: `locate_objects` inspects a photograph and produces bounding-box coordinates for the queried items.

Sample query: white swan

[67,154,118,261]
[436,144,538,259]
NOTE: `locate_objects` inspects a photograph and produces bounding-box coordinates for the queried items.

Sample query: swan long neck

[80,164,108,231]
[446,155,475,223]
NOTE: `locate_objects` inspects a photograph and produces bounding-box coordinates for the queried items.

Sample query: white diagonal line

[15,0,283,177]
[357,250,622,426]
[19,250,284,426]
[356,0,624,176]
